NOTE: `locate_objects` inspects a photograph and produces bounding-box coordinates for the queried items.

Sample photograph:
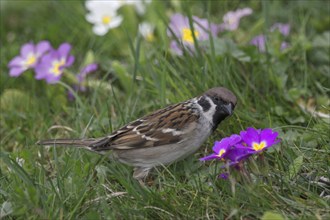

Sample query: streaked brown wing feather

[90,102,199,151]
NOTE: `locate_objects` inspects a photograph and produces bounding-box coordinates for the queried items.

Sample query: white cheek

[203,96,217,123]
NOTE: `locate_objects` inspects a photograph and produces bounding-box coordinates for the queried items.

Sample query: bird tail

[36,136,113,153]
[36,138,97,147]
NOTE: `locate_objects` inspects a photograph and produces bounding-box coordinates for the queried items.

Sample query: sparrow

[37,87,237,183]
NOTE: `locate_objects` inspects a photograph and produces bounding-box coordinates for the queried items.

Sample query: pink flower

[8,41,51,77]
[271,23,290,36]
[250,34,266,52]
[167,13,219,55]
[68,63,98,101]
[220,8,253,31]
[35,43,75,84]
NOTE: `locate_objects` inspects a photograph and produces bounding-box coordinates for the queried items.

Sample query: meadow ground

[0,0,329,219]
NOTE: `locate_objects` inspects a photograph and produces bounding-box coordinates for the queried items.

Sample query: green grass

[1,0,329,219]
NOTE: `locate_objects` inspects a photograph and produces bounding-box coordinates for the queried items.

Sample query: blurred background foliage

[0,0,329,219]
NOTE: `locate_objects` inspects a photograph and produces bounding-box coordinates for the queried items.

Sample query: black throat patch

[197,96,211,112]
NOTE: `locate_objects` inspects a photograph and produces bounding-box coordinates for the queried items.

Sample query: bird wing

[90,102,200,152]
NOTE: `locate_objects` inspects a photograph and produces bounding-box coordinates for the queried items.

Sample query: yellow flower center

[102,15,111,25]
[252,141,266,151]
[146,33,155,42]
[227,18,235,25]
[25,54,37,67]
[217,149,226,157]
[182,28,199,43]
[51,59,65,76]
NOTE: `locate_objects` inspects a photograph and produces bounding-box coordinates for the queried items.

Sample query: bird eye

[214,97,220,102]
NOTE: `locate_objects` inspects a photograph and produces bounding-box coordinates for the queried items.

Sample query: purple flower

[167,13,218,55]
[219,172,229,180]
[200,128,280,180]
[35,43,75,84]
[169,41,184,56]
[224,146,253,162]
[220,8,253,31]
[200,134,241,161]
[280,41,290,50]
[200,128,280,168]
[239,127,280,153]
[250,34,266,52]
[271,23,290,36]
[68,63,98,101]
[8,41,51,77]
[77,63,98,83]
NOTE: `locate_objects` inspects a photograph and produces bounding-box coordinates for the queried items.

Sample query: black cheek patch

[198,96,211,112]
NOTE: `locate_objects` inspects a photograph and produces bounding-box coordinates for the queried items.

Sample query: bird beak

[223,103,233,115]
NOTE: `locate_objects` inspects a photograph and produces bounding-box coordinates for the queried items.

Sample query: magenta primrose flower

[220,8,253,31]
[167,13,218,55]
[8,41,51,77]
[35,43,75,84]
[200,134,241,161]
[239,127,281,153]
[200,127,280,165]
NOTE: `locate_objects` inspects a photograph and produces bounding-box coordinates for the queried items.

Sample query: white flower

[85,0,124,36]
[138,22,155,42]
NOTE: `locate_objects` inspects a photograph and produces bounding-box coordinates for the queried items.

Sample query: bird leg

[133,167,151,186]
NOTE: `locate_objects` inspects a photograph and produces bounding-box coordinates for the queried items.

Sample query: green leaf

[212,38,251,62]
[312,31,330,48]
[0,153,35,186]
[287,88,306,101]
[287,155,304,180]
[112,60,131,93]
[0,89,36,113]
[261,211,284,220]
[82,50,95,67]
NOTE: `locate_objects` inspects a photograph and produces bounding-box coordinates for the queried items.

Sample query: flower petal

[93,24,109,36]
[77,63,98,83]
[222,8,253,31]
[45,75,61,84]
[86,13,99,24]
[260,128,279,147]
[213,134,241,153]
[170,40,183,56]
[219,172,229,179]
[107,16,123,29]
[167,13,189,37]
[65,55,75,67]
[36,41,51,56]
[192,16,219,39]
[224,146,253,162]
[8,56,25,67]
[240,127,259,147]
[199,153,219,161]
[271,23,290,36]
[34,64,48,79]
[281,41,290,50]
[9,67,26,77]
[250,35,266,52]
[58,43,72,58]
[20,43,34,57]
